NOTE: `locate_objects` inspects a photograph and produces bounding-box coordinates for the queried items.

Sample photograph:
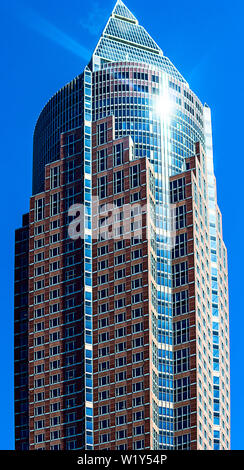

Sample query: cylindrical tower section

[33,74,84,195]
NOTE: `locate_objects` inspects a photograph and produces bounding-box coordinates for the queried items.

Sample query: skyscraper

[14,0,230,451]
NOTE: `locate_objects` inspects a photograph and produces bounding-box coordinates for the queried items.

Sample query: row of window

[97,164,141,198]
[98,322,144,342]
[96,308,144,323]
[98,352,143,371]
[98,336,144,356]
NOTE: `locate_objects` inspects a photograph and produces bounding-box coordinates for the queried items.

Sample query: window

[67,134,75,156]
[34,294,44,305]
[133,410,144,421]
[34,363,44,373]
[115,312,126,323]
[50,346,60,357]
[34,280,45,291]
[132,307,143,319]
[133,440,144,450]
[172,262,188,287]
[50,303,60,314]
[116,414,127,425]
[50,219,60,231]
[35,224,44,235]
[114,254,125,265]
[97,245,109,256]
[98,259,108,270]
[132,337,144,348]
[170,178,185,203]
[99,419,110,429]
[50,233,60,244]
[50,430,61,440]
[131,249,142,260]
[99,405,110,415]
[50,166,60,189]
[131,278,142,290]
[131,220,142,232]
[97,149,107,172]
[114,283,125,295]
[130,164,140,188]
[98,347,110,357]
[130,191,141,203]
[50,416,61,426]
[97,122,107,145]
[50,193,60,216]
[174,348,190,374]
[115,357,126,368]
[174,205,187,230]
[99,433,110,444]
[50,275,60,286]
[116,386,127,397]
[115,269,126,280]
[34,252,45,263]
[113,170,124,194]
[174,319,189,345]
[65,159,75,183]
[133,425,144,436]
[115,327,126,338]
[172,290,189,316]
[114,298,126,309]
[131,263,143,275]
[132,367,144,378]
[114,197,125,207]
[98,303,109,314]
[50,317,60,328]
[35,198,45,222]
[98,361,110,371]
[34,322,44,333]
[49,289,60,300]
[34,238,45,249]
[132,293,143,304]
[116,430,127,440]
[50,360,60,370]
[114,240,125,251]
[50,331,60,342]
[35,406,45,416]
[172,234,188,259]
[98,332,109,342]
[98,288,108,300]
[98,376,109,388]
[35,434,45,444]
[174,434,190,450]
[98,176,107,199]
[133,352,143,363]
[174,405,190,431]
[113,143,123,166]
[115,400,126,411]
[115,342,126,353]
[98,390,110,401]
[174,376,190,402]
[50,402,60,412]
[34,308,44,319]
[98,274,109,285]
[133,396,144,407]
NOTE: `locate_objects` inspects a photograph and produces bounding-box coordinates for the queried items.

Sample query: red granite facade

[171,142,214,449]
[15,128,89,450]
[92,115,158,450]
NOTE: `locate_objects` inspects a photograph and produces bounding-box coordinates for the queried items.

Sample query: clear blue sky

[1,0,243,450]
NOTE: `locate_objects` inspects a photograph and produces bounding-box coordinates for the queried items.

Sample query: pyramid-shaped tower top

[92,1,187,84]
[112,0,138,24]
